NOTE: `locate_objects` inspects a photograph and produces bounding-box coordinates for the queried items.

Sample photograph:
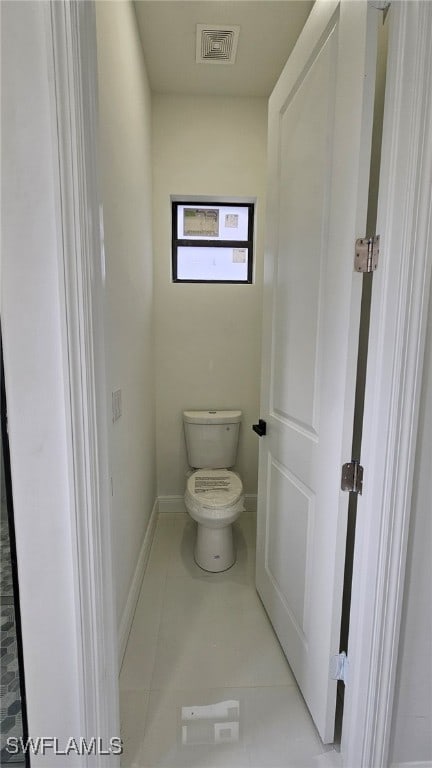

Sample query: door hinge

[341,460,364,494]
[354,235,380,273]
[330,651,349,683]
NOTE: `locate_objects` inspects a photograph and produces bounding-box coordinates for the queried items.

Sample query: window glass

[176,205,250,241]
[172,200,254,283]
[176,246,249,282]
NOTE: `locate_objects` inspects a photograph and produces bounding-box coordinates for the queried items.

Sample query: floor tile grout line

[145,682,300,694]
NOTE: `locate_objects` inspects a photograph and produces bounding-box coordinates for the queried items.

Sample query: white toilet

[183,410,245,572]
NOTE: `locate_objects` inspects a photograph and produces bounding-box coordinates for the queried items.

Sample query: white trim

[48,0,120,760]
[342,2,432,766]
[391,763,432,768]
[244,494,257,513]
[158,493,257,514]
[158,495,186,514]
[118,500,159,667]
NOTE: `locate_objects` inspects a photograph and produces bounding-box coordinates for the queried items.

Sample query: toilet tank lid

[183,410,242,425]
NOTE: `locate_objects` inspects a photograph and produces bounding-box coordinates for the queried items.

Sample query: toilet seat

[186,469,242,509]
[184,469,245,570]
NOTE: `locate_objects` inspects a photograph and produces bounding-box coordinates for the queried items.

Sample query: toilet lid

[187,469,243,509]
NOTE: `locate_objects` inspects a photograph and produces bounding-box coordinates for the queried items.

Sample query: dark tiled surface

[1,503,24,765]
[0,519,14,600]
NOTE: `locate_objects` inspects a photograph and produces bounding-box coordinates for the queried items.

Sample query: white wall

[1,1,84,759]
[152,95,267,498]
[389,274,432,766]
[96,1,156,627]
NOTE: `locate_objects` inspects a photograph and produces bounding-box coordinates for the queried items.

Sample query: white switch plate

[112,389,122,422]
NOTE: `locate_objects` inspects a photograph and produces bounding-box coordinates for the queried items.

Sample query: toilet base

[194,523,235,572]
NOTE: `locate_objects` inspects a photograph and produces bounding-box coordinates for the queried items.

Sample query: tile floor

[119,512,342,768]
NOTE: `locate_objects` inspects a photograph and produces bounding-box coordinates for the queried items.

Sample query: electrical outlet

[112,389,122,422]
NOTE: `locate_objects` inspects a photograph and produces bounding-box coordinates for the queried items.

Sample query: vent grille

[196,25,240,64]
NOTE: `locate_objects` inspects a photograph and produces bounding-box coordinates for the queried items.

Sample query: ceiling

[133,1,314,97]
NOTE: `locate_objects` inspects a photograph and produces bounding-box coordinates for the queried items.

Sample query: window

[172,200,254,283]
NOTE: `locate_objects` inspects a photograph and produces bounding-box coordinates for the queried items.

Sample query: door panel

[257,0,378,743]
[273,24,337,435]
[266,458,313,636]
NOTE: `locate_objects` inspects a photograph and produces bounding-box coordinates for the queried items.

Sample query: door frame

[2,0,119,760]
[47,0,121,758]
[341,2,432,765]
[7,1,430,765]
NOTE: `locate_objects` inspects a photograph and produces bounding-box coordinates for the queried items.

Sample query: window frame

[171,200,255,284]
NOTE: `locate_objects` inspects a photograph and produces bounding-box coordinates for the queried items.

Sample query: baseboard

[391,762,432,768]
[118,498,159,668]
[158,493,257,514]
[158,495,186,514]
[244,494,257,513]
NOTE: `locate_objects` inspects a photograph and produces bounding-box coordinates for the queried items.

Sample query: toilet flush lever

[252,419,267,437]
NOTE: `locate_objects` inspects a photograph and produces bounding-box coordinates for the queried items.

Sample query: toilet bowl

[185,468,244,572]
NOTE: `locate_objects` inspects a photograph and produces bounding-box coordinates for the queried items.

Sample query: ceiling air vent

[196,24,240,64]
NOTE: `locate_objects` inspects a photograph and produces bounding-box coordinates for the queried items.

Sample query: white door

[256,0,379,744]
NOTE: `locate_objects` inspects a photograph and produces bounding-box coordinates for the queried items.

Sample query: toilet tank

[183,410,242,469]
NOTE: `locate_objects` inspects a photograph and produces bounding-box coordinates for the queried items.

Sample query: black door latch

[252,419,267,437]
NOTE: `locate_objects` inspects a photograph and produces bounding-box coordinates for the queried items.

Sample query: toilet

[183,410,245,572]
